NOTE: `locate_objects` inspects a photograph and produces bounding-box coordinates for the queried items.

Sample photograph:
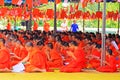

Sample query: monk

[60,41,86,72]
[11,40,28,66]
[33,21,38,31]
[0,38,11,71]
[45,43,63,69]
[97,49,117,72]
[88,44,101,69]
[6,20,11,30]
[20,42,46,72]
[43,20,50,32]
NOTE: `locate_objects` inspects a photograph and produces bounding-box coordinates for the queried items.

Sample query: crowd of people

[0,29,120,73]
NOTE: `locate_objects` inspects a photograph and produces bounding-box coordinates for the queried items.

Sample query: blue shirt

[71,23,79,32]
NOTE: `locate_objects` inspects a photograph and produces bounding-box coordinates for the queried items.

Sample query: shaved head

[0,38,5,44]
[25,42,33,47]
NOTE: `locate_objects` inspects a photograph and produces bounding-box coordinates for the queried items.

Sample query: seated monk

[11,40,28,66]
[60,41,86,72]
[45,43,63,69]
[97,49,117,72]
[0,38,11,71]
[20,42,46,72]
[88,43,101,69]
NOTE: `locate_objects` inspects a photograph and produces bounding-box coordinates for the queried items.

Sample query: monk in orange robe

[6,20,11,30]
[21,42,46,72]
[11,40,28,66]
[97,49,117,72]
[60,41,86,72]
[0,38,11,71]
[45,43,63,69]
[33,21,38,31]
[43,21,50,32]
[88,44,101,69]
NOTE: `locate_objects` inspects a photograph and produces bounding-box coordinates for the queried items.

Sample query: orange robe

[6,22,11,30]
[25,48,47,72]
[89,48,101,69]
[33,21,38,31]
[60,48,86,72]
[44,22,50,32]
[11,46,28,66]
[0,48,10,69]
[110,45,119,57]
[97,55,117,72]
[47,49,63,69]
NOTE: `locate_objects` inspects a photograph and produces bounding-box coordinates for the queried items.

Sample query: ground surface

[0,70,120,80]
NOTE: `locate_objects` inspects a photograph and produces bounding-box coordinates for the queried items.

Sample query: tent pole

[54,0,57,32]
[118,3,120,34]
[98,2,100,33]
[101,0,106,66]
[29,0,33,31]
[83,8,85,32]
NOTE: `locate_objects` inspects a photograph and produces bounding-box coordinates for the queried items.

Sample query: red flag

[70,5,74,14]
[91,13,96,20]
[12,0,22,5]
[74,10,82,19]
[74,3,79,11]
[26,0,33,9]
[82,0,89,8]
[0,0,4,6]
[40,0,48,4]
[56,0,61,4]
[60,9,67,19]
[33,8,40,18]
[0,7,8,17]
[46,9,54,19]
[96,11,102,19]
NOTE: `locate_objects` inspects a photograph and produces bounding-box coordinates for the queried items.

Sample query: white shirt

[61,22,68,31]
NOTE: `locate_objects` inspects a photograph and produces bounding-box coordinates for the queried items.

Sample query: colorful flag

[26,0,33,9]
[64,0,68,3]
[56,0,61,4]
[39,0,48,4]
[0,0,4,6]
[12,0,22,5]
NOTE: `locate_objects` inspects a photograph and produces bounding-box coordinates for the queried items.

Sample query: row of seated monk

[0,30,120,72]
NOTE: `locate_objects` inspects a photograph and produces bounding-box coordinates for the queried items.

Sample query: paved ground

[0,70,120,80]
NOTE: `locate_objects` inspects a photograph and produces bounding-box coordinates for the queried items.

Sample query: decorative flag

[33,8,40,18]
[74,3,79,11]
[46,9,54,19]
[70,5,74,13]
[96,0,102,3]
[50,0,61,4]
[0,0,4,6]
[90,0,95,3]
[96,11,102,19]
[39,0,48,4]
[60,9,67,19]
[26,0,33,9]
[82,0,89,8]
[64,0,68,3]
[56,0,61,4]
[12,0,22,5]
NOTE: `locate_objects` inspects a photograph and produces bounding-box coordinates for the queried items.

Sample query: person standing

[33,20,38,31]
[43,20,50,32]
[6,20,11,30]
[60,19,68,32]
[70,20,79,32]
